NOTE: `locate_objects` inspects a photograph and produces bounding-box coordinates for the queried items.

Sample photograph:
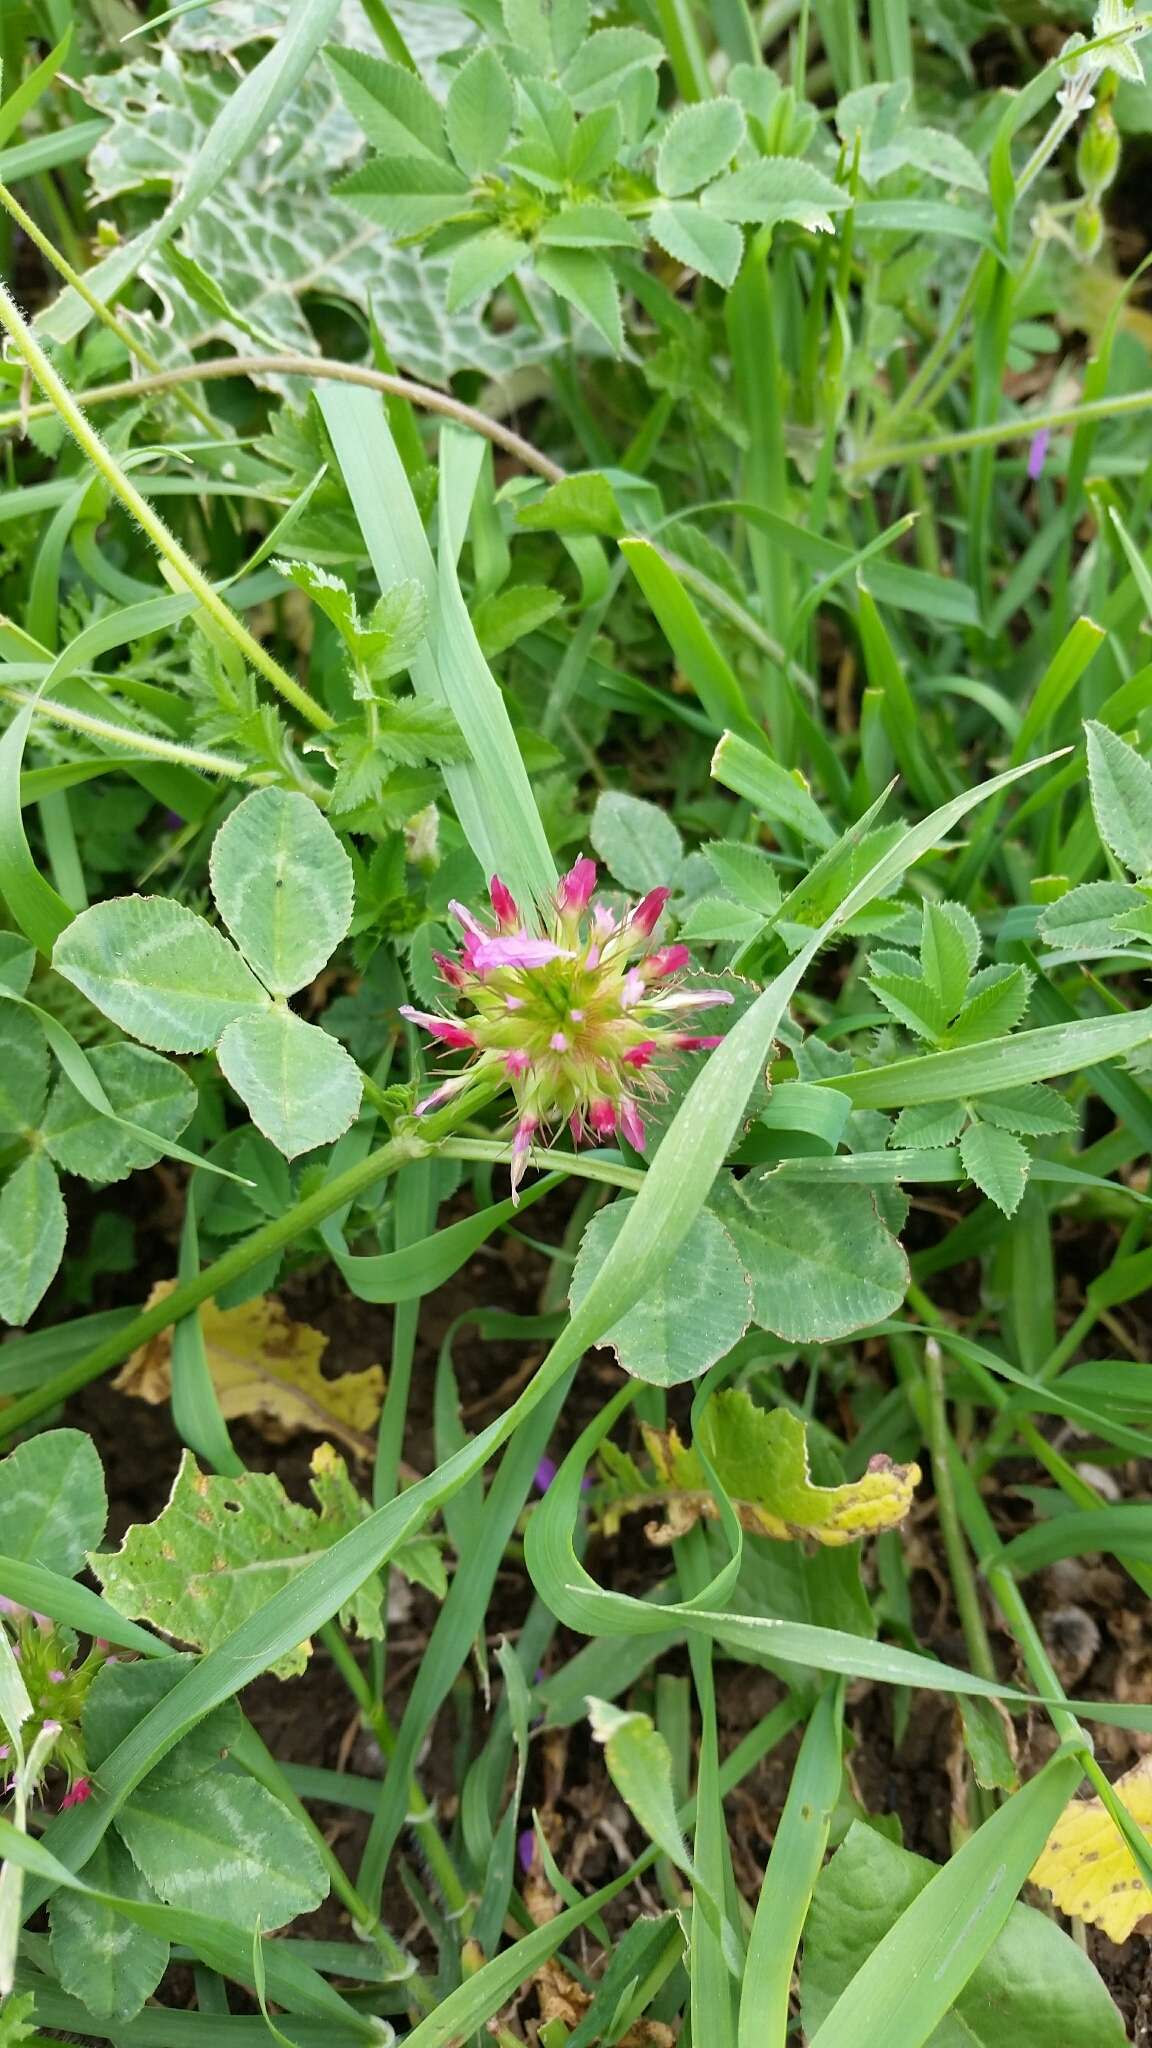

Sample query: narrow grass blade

[807,1755,1086,2048]
[820,1011,1152,1111]
[319,387,556,910]
[738,1684,843,2045]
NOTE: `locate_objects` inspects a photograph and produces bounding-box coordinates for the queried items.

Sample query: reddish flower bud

[632,887,670,936]
[557,856,597,912]
[643,944,690,979]
[489,875,520,929]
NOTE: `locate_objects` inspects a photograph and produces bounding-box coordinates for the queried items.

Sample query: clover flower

[402,857,734,1198]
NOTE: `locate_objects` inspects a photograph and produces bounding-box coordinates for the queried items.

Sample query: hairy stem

[0,286,333,731]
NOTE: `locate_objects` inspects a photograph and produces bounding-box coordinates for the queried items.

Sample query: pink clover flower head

[408,854,734,1199]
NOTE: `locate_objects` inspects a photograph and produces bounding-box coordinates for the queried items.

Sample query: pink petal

[588,1099,616,1137]
[399,1006,475,1050]
[621,969,645,1008]
[448,899,489,940]
[569,1110,586,1144]
[60,1777,92,1810]
[472,936,573,971]
[623,1040,657,1069]
[414,1074,473,1117]
[511,1118,538,1203]
[505,1049,531,1076]
[643,944,690,979]
[672,1033,724,1051]
[489,876,520,929]
[619,1097,646,1150]
[549,1030,569,1052]
[632,886,671,936]
[557,856,597,912]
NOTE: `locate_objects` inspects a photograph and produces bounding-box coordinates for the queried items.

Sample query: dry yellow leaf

[115,1283,384,1459]
[1031,1756,1152,1942]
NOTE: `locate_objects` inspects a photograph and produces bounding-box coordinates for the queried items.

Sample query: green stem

[0,1134,426,1442]
[851,387,1152,477]
[318,1624,472,1926]
[0,684,254,781]
[0,179,218,434]
[0,354,565,484]
[0,283,332,732]
[922,1336,997,1687]
[440,1135,643,1192]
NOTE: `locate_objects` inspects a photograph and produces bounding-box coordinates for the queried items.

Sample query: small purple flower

[534,1455,558,1493]
[1027,428,1050,482]
[406,863,735,1201]
[517,1828,535,1874]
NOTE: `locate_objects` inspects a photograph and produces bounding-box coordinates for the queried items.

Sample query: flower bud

[1077,106,1120,199]
[1072,199,1104,261]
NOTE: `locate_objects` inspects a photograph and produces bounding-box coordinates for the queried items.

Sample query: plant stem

[0,684,253,781]
[318,1624,472,1926]
[0,353,566,484]
[851,387,1152,476]
[0,1133,427,1442]
[441,1136,644,1191]
[922,1335,998,1686]
[0,284,333,732]
[0,178,218,434]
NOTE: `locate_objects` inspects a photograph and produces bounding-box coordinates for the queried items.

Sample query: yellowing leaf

[115,1285,384,1459]
[1031,1758,1152,1942]
[600,1389,919,1547]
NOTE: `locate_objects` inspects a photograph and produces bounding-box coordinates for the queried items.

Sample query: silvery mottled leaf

[571,1199,752,1385]
[0,1428,106,1575]
[0,1154,67,1327]
[710,1175,908,1341]
[49,1834,168,2023]
[54,897,266,1053]
[81,43,571,387]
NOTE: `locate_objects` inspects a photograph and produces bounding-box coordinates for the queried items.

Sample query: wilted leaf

[1032,1758,1152,1942]
[114,1284,384,1457]
[91,1445,387,1677]
[603,1389,919,1547]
